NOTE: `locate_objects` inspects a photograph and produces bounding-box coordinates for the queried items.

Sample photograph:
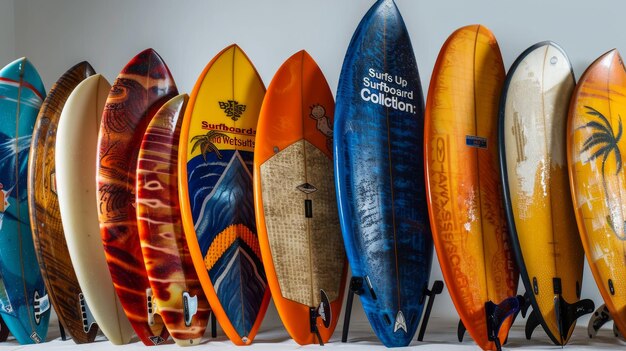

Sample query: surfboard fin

[310,289,332,346]
[183,291,199,327]
[525,309,541,340]
[485,296,524,351]
[33,290,50,325]
[78,292,97,333]
[457,319,466,342]
[146,288,161,326]
[554,292,594,343]
[520,291,532,318]
[588,304,612,338]
[417,280,444,342]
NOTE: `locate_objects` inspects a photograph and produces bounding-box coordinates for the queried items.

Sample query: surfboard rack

[0,316,8,342]
[341,277,443,343]
[457,319,466,342]
[417,280,444,341]
[310,307,324,346]
[485,295,524,351]
[341,277,364,343]
[210,312,217,338]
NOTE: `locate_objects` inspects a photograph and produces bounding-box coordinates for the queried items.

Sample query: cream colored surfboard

[56,74,134,345]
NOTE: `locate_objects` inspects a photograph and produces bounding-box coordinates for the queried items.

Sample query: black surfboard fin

[525,309,541,340]
[588,304,612,338]
[486,296,524,351]
[457,319,466,342]
[554,293,594,343]
[520,291,532,318]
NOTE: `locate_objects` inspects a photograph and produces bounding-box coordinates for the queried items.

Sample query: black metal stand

[457,319,466,342]
[211,312,217,338]
[59,323,66,341]
[341,277,364,343]
[417,280,444,341]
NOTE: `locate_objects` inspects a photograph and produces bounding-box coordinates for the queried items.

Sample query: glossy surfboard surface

[334,0,432,347]
[254,50,347,345]
[0,57,50,344]
[499,42,588,345]
[136,94,210,346]
[567,49,626,337]
[96,48,177,346]
[27,61,98,344]
[424,25,518,350]
[56,74,134,345]
[178,44,270,345]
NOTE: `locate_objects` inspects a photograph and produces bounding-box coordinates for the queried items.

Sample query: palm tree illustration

[579,105,624,238]
[191,130,228,161]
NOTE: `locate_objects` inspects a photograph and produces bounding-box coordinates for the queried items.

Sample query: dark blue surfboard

[334,0,432,347]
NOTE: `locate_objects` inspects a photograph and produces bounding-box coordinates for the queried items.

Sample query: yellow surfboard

[500,42,593,345]
[178,44,270,345]
[568,49,626,338]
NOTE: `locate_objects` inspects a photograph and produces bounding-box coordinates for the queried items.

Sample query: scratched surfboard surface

[333,0,433,347]
[27,61,98,344]
[179,44,269,345]
[425,25,519,350]
[568,49,626,337]
[96,48,177,346]
[137,94,210,345]
[0,57,50,344]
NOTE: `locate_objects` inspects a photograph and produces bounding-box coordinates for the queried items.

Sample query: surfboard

[334,0,433,347]
[254,50,347,345]
[56,74,134,345]
[96,48,177,346]
[27,61,99,344]
[178,44,270,346]
[424,25,519,351]
[567,48,626,338]
[136,94,211,346]
[499,42,593,345]
[0,57,50,344]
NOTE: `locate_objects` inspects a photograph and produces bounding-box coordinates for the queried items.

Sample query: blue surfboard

[0,58,50,344]
[334,0,432,347]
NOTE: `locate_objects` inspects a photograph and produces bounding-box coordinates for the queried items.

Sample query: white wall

[0,0,15,66]
[8,0,624,335]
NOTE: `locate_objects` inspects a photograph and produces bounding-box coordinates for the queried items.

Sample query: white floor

[0,315,622,350]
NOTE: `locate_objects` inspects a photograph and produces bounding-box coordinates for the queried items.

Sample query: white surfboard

[55,74,134,345]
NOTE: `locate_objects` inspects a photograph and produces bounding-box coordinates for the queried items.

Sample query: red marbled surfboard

[96,48,178,346]
[136,94,210,345]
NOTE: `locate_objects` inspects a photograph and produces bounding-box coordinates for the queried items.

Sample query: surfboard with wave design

[0,57,49,344]
[179,44,269,346]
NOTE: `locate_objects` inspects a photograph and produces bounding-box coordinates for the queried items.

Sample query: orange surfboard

[567,49,626,338]
[424,25,519,351]
[254,50,347,345]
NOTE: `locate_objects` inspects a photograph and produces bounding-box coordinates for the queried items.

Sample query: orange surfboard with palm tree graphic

[567,49,626,337]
